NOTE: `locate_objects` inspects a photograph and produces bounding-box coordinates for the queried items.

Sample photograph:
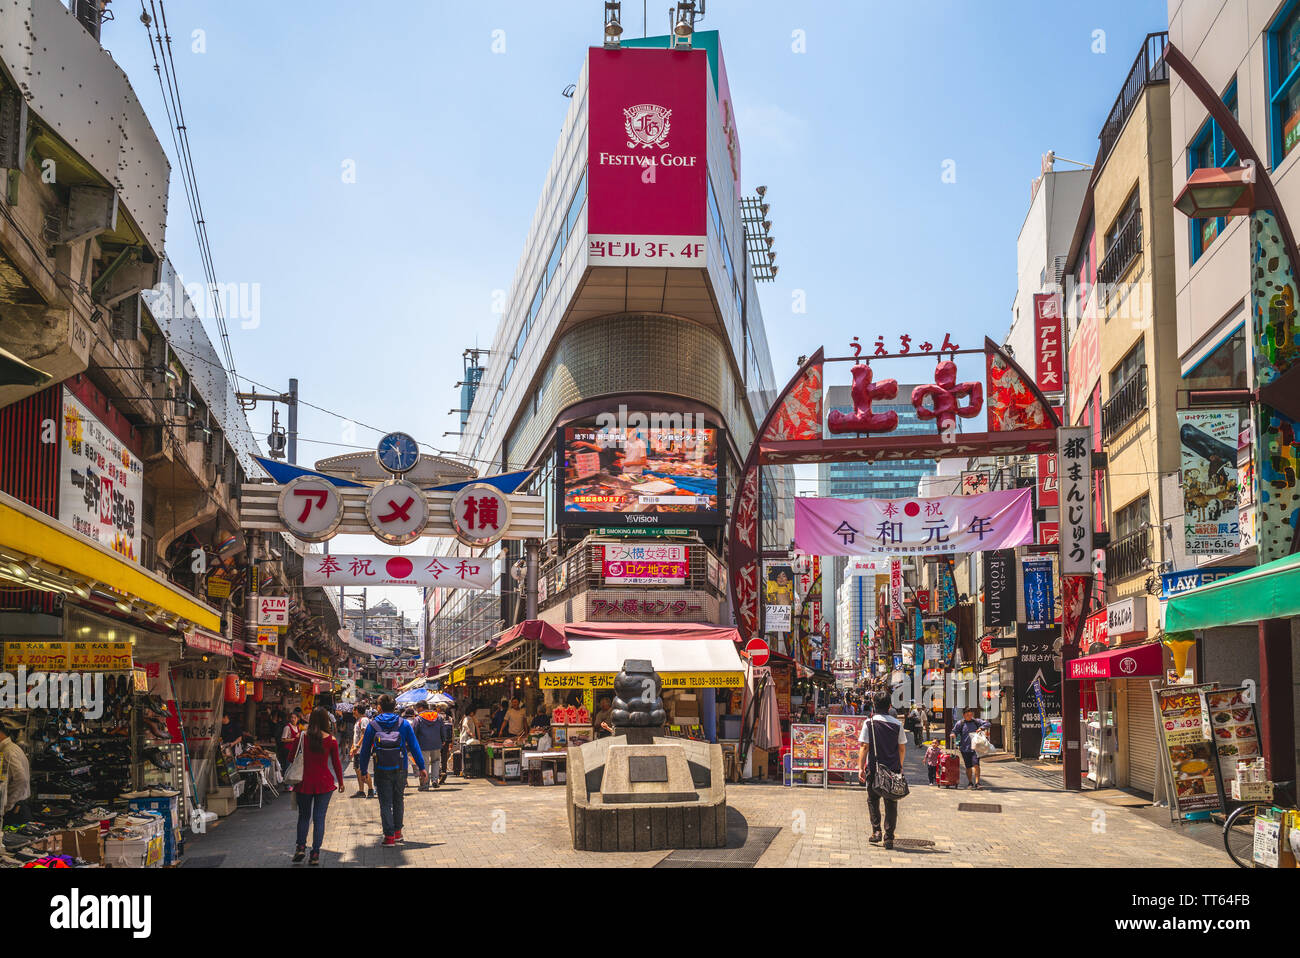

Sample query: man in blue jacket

[948,706,991,790]
[359,694,427,845]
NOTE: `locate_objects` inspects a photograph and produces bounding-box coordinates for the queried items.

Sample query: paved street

[182,749,1232,868]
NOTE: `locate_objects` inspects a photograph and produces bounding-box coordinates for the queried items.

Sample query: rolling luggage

[935,750,962,788]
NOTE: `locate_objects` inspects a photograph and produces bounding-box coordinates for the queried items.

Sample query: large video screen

[559,421,722,526]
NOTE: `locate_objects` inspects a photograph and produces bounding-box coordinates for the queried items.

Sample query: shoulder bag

[868,718,910,800]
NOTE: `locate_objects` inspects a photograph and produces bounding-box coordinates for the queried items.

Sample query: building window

[1109,339,1145,395]
[1189,80,1239,262]
[1097,187,1142,286]
[1112,496,1149,542]
[1270,3,1300,166]
[1183,325,1247,391]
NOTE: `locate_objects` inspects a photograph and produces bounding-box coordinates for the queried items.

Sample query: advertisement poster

[826,715,868,775]
[1014,626,1061,759]
[587,48,707,266]
[794,488,1034,557]
[790,723,826,771]
[960,471,991,496]
[1023,558,1054,629]
[172,663,224,768]
[1203,687,1260,785]
[561,423,719,523]
[983,549,1016,628]
[602,544,688,585]
[60,387,143,562]
[1157,685,1223,815]
[1178,409,1240,555]
[2,642,132,671]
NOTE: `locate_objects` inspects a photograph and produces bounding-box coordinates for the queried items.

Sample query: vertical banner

[172,663,224,768]
[1023,557,1054,629]
[1037,452,1059,507]
[587,48,708,267]
[889,560,903,620]
[1033,292,1065,394]
[1237,419,1257,551]
[1014,625,1061,759]
[1177,409,1240,555]
[983,549,1016,628]
[1060,575,1090,647]
[1057,426,1093,574]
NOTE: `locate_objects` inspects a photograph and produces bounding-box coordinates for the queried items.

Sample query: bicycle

[1222,779,1297,868]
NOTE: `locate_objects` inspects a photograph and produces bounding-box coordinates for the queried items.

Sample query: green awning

[1164,552,1300,632]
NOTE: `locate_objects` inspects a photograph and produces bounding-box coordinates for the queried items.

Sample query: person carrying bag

[857,690,909,850]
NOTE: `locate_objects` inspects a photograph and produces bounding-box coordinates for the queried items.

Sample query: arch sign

[728,338,1062,642]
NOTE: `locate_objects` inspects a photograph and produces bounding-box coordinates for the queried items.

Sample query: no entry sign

[745,637,770,667]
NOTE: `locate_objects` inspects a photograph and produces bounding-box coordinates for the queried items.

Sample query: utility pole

[237,381,300,463]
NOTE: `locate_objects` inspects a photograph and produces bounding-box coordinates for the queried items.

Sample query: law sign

[255,596,289,627]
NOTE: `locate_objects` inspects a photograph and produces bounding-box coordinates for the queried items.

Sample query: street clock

[376,431,420,475]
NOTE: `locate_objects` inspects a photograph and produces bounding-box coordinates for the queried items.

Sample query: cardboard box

[59,824,102,864]
[1231,780,1274,802]
[207,795,238,817]
[751,747,769,780]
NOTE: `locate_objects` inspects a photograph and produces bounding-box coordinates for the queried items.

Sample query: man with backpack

[358,695,427,845]
[411,704,449,790]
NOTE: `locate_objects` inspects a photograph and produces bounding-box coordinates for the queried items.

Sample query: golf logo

[624,103,671,149]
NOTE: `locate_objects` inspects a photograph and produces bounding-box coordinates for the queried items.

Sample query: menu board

[790,723,826,771]
[1203,687,1261,784]
[773,664,792,721]
[1156,685,1223,816]
[826,715,867,775]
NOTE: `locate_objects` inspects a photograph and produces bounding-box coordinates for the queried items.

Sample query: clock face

[376,432,419,474]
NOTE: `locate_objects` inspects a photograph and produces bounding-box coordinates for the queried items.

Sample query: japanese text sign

[602,544,688,585]
[1023,558,1054,629]
[793,488,1033,557]
[255,596,289,627]
[889,560,904,621]
[60,388,142,562]
[303,553,493,589]
[1057,427,1093,574]
[1033,293,1064,394]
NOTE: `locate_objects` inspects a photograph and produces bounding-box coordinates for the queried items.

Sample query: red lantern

[252,680,264,702]
[223,673,246,704]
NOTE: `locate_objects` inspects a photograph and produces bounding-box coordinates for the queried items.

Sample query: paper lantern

[223,673,246,703]
[252,680,264,702]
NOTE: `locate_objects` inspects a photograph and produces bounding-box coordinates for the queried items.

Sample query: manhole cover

[890,838,936,849]
[957,803,1002,813]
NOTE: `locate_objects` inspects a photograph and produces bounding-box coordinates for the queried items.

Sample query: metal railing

[1102,366,1148,441]
[1097,208,1143,286]
[1105,527,1150,581]
[1099,33,1169,167]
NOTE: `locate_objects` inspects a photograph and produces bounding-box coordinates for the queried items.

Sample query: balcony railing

[1097,208,1143,287]
[1101,367,1148,441]
[1099,33,1169,167]
[1106,527,1150,581]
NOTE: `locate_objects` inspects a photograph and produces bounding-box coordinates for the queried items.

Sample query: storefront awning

[1164,552,1300,632]
[399,674,429,693]
[538,622,745,689]
[0,494,220,633]
[1065,641,1165,681]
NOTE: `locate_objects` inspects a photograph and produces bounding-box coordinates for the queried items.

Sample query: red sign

[917,590,931,613]
[254,652,283,679]
[1067,640,1162,680]
[889,560,904,621]
[188,629,232,657]
[587,48,707,265]
[1068,313,1101,426]
[1081,609,1109,649]
[980,634,996,655]
[745,637,770,667]
[1033,293,1064,394]
[1037,521,1059,545]
[1036,405,1064,508]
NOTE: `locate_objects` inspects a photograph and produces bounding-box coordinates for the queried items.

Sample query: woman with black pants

[289,707,345,865]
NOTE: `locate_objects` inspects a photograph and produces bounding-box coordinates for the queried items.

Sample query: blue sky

[103,0,1168,616]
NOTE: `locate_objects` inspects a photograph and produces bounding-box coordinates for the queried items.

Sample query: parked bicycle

[1222,779,1297,868]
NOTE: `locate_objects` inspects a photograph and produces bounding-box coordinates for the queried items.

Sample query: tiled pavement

[182,750,1233,868]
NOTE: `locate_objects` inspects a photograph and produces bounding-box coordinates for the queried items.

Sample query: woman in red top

[291,707,345,865]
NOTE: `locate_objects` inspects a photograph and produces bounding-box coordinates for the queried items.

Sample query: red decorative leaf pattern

[762,363,822,442]
[986,352,1050,432]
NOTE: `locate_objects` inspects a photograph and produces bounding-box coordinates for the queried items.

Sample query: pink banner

[794,488,1034,557]
[302,553,493,589]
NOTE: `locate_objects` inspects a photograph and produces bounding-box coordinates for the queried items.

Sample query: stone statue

[609,659,667,727]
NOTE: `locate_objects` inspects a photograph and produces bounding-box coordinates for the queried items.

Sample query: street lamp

[1173,162,1257,219]
[603,1,622,47]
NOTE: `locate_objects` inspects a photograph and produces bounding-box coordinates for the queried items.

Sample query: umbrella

[428,692,454,707]
[395,687,430,706]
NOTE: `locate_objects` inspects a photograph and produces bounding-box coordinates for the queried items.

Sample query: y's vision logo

[623,103,672,148]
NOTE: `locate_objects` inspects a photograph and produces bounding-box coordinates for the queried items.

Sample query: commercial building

[424,28,786,711]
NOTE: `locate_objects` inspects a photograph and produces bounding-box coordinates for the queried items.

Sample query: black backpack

[371,719,406,772]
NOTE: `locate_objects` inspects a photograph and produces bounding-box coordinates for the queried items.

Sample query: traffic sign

[745,637,770,667]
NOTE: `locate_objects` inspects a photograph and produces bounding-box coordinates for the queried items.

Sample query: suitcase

[935,750,962,788]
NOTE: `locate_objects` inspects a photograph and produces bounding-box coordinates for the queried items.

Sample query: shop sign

[1013,626,1061,759]
[450,667,467,684]
[983,549,1015,628]
[1,641,133,671]
[794,488,1034,557]
[889,560,903,620]
[1237,422,1257,551]
[451,483,510,548]
[255,596,289,627]
[960,471,990,496]
[537,670,743,690]
[187,630,231,657]
[303,553,493,589]
[174,664,223,762]
[254,653,283,678]
[206,576,231,599]
[59,387,143,562]
[1178,410,1240,555]
[1159,567,1249,599]
[1037,453,1059,508]
[1081,609,1108,649]
[1156,684,1223,816]
[1068,312,1100,426]
[1105,597,1146,639]
[791,723,826,771]
[1032,292,1064,394]
[367,479,429,546]
[1036,521,1060,546]
[597,527,690,537]
[587,48,708,266]
[277,476,344,543]
[602,544,687,585]
[1023,558,1054,629]
[1057,427,1093,574]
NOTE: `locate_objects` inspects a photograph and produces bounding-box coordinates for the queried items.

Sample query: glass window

[1189,80,1240,263]
[1109,340,1145,393]
[1183,326,1247,391]
[1272,3,1300,164]
[1112,496,1149,542]
[545,237,563,289]
[1104,187,1140,255]
[564,170,587,241]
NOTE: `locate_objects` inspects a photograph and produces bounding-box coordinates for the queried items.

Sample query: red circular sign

[386,556,414,579]
[745,638,770,667]
[903,501,921,517]
[980,635,995,655]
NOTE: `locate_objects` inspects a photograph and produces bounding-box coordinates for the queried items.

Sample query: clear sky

[102,0,1168,617]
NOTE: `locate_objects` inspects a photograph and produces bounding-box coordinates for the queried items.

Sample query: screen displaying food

[560,423,722,524]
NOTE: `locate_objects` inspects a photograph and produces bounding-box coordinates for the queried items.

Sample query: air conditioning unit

[110,294,142,342]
